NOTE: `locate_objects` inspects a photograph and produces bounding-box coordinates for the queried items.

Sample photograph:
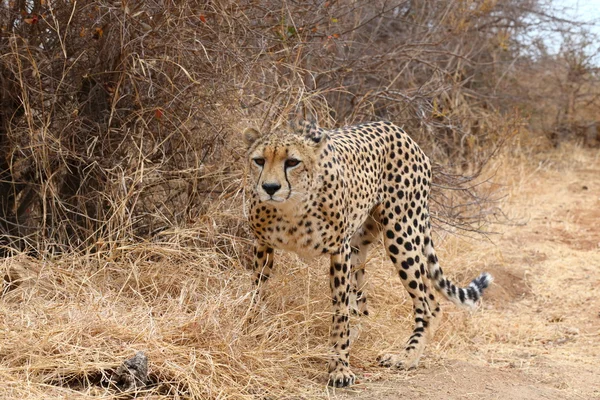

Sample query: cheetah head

[243,121,328,206]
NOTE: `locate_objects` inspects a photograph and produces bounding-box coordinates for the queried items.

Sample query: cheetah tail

[426,244,493,309]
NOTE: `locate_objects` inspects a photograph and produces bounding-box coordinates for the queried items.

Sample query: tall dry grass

[1,235,500,398]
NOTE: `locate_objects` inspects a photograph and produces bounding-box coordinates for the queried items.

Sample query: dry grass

[0,228,489,399]
[2,142,598,399]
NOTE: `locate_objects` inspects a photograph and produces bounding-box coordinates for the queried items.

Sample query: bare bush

[0,0,594,254]
[504,8,600,145]
[1,1,242,255]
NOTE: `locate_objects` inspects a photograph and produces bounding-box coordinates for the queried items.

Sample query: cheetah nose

[262,183,281,196]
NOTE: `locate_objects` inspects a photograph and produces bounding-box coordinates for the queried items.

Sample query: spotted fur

[243,120,492,387]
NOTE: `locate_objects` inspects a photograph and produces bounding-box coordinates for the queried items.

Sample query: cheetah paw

[328,366,356,388]
[377,352,419,369]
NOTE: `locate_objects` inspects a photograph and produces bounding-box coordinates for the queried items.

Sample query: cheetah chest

[250,206,348,259]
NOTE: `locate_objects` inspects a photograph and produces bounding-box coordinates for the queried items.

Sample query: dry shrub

[503,25,600,146]
[0,1,245,255]
[1,0,550,254]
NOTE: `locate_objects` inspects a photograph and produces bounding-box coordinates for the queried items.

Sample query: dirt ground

[333,146,600,400]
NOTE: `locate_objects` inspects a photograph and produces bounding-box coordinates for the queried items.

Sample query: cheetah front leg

[328,240,355,387]
[250,242,274,302]
[349,212,381,316]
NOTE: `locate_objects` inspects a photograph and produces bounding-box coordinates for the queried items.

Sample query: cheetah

[243,120,492,387]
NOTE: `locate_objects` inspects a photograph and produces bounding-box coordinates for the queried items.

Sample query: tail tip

[473,272,493,292]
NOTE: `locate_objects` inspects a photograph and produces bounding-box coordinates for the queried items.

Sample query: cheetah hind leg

[377,203,438,370]
[349,213,381,316]
[376,246,434,370]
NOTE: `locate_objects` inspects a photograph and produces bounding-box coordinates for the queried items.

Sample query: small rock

[110,351,149,392]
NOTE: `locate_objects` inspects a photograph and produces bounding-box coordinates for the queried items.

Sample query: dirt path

[337,147,600,400]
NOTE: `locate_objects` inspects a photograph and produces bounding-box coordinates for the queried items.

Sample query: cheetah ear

[306,127,328,146]
[242,127,261,148]
[291,120,328,147]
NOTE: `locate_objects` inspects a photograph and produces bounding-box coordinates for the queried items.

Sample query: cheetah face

[243,125,327,206]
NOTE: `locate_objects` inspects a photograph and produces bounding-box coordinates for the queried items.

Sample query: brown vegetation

[0,0,599,399]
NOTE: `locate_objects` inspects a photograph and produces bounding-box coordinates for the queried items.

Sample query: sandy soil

[332,147,600,400]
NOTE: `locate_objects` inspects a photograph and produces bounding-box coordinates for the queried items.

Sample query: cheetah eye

[285,159,301,168]
[253,158,265,167]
